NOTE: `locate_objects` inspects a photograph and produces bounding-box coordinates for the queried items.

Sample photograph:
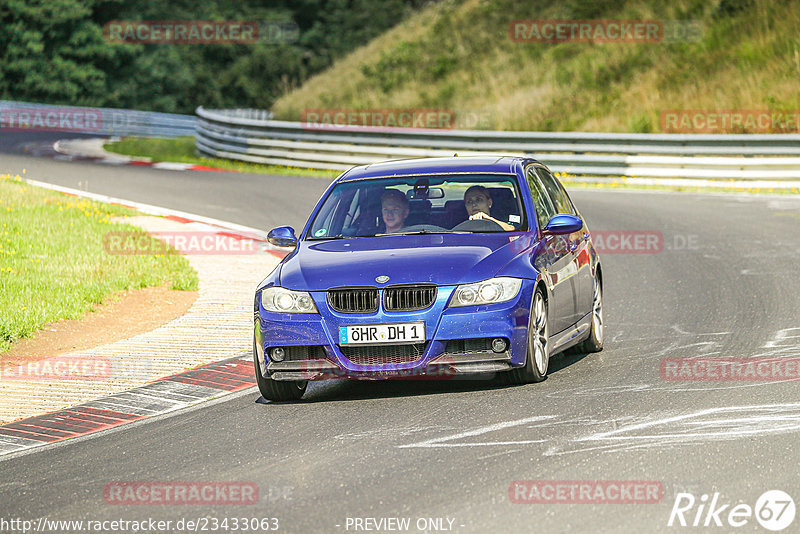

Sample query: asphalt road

[0,151,329,232]
[2,150,800,533]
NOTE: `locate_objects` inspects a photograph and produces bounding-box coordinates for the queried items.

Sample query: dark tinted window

[536,167,575,215]
[525,167,555,231]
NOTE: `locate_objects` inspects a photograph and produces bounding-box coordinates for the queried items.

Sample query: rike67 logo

[668,490,795,531]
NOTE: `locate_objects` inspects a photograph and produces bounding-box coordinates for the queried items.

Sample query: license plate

[339,322,425,345]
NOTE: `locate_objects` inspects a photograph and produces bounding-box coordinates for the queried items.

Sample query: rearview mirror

[408,187,445,200]
[267,226,297,247]
[543,214,583,235]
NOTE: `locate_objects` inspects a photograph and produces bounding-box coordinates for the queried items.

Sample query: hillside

[271,0,800,132]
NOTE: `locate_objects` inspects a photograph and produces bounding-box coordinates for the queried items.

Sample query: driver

[381,189,409,233]
[464,185,514,230]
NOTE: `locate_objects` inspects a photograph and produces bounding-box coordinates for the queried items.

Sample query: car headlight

[448,277,522,307]
[261,287,318,313]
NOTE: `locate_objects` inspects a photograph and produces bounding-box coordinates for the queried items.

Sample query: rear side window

[525,167,555,231]
[536,167,575,215]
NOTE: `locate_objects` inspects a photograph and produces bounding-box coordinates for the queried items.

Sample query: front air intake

[327,287,379,313]
[383,284,437,312]
[340,342,428,365]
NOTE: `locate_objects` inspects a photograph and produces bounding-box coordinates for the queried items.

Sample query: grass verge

[0,172,198,353]
[105,137,340,179]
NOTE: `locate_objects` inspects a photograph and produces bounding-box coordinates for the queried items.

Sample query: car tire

[508,287,549,384]
[253,341,307,402]
[574,275,604,354]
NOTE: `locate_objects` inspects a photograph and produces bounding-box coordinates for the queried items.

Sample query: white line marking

[24,179,264,236]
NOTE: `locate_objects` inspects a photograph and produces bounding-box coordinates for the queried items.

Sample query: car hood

[279,234,531,290]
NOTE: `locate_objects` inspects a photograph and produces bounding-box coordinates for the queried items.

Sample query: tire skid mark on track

[758,327,800,357]
[0,354,255,458]
[396,416,554,448]
[395,404,800,456]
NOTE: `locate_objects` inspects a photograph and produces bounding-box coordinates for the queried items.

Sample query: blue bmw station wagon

[254,156,603,401]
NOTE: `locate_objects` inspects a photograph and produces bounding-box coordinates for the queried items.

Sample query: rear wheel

[253,340,307,401]
[508,288,549,384]
[574,276,604,353]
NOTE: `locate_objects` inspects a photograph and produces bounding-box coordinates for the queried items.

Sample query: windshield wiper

[374,230,470,237]
[306,235,345,241]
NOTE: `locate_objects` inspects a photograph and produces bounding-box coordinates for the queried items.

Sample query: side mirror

[543,214,583,235]
[267,226,297,247]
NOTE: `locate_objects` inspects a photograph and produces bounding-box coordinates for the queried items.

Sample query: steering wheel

[452,218,504,232]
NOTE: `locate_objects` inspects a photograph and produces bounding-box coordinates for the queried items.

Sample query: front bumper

[255,282,534,381]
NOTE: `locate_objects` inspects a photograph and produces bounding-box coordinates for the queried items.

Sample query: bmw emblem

[376,275,390,283]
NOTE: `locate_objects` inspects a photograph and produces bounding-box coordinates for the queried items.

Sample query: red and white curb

[25,178,289,259]
[53,138,235,173]
[0,354,255,457]
[0,182,293,458]
[123,160,233,172]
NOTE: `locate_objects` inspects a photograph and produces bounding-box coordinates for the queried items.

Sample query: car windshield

[307,174,526,239]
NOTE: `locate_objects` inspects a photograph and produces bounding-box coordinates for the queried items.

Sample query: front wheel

[253,341,307,402]
[508,288,549,384]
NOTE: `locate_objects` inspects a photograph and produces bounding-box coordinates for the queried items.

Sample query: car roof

[336,156,541,182]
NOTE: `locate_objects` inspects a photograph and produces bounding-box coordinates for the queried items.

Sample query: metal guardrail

[196,107,800,179]
[0,100,196,138]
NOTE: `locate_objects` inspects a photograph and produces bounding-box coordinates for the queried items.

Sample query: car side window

[536,167,575,215]
[342,188,361,230]
[310,192,339,236]
[525,167,555,231]
[309,187,356,237]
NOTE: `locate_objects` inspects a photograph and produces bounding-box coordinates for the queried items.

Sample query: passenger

[464,185,514,230]
[381,189,409,233]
